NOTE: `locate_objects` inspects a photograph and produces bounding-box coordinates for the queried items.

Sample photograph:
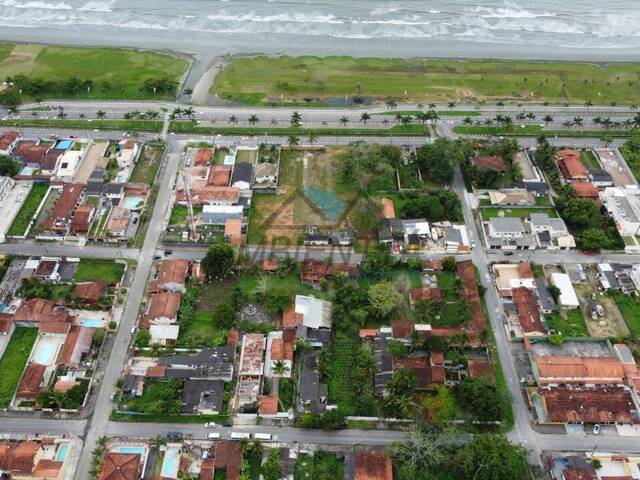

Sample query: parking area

[0,181,32,242]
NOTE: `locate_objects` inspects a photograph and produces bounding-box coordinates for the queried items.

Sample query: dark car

[504,251,514,256]
[167,431,183,440]
[164,249,173,255]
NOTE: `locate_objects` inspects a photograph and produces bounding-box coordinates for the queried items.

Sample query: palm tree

[96,110,106,119]
[360,112,371,124]
[290,111,302,127]
[339,115,349,127]
[123,112,133,120]
[79,113,86,119]
[462,116,473,125]
[131,109,141,119]
[631,104,638,111]
[31,111,38,118]
[272,360,290,376]
[270,118,278,125]
[573,116,584,128]
[382,118,390,126]
[632,113,640,128]
[228,115,238,125]
[146,110,159,119]
[561,120,573,129]
[57,107,67,120]
[447,101,456,110]
[400,115,412,126]
[416,103,424,110]
[543,114,553,126]
[593,116,602,125]
[484,119,494,126]
[385,98,397,109]
[416,111,429,123]
[496,101,505,107]
[183,107,195,120]
[526,112,536,120]
[516,112,526,122]
[307,132,317,145]
[248,114,259,126]
[428,103,436,110]
[623,119,634,129]
[585,100,593,108]
[287,133,299,146]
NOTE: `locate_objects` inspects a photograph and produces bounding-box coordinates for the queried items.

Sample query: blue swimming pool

[19,166,36,176]
[55,140,73,150]
[161,448,179,478]
[81,319,103,328]
[35,344,55,364]
[223,155,235,166]
[118,446,145,455]
[55,443,69,462]
[123,196,144,210]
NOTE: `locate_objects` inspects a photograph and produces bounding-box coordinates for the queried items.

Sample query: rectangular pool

[55,140,73,150]
[161,448,180,478]
[123,196,144,211]
[55,443,69,462]
[35,343,55,365]
[118,446,145,455]
[81,319,103,328]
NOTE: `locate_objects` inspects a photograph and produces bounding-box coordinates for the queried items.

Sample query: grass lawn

[579,150,601,169]
[435,271,460,301]
[534,195,552,207]
[212,56,640,105]
[0,119,162,132]
[74,259,125,285]
[129,142,165,184]
[0,43,188,100]
[0,327,38,407]
[7,183,48,237]
[453,125,544,135]
[237,273,318,302]
[545,309,590,337]
[480,206,558,219]
[294,452,343,480]
[169,205,189,226]
[169,122,427,136]
[609,291,640,337]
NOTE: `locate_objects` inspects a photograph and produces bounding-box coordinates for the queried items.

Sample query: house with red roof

[0,131,20,155]
[98,452,142,480]
[472,155,506,172]
[41,183,85,236]
[558,149,589,182]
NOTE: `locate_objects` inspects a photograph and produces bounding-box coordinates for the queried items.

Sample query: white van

[230,432,251,440]
[207,433,221,440]
[253,433,272,440]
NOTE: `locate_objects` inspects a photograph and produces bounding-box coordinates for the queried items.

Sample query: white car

[205,422,217,428]
[593,424,601,435]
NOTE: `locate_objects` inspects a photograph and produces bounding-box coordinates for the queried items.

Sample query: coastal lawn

[0,327,38,407]
[0,43,188,100]
[212,56,640,105]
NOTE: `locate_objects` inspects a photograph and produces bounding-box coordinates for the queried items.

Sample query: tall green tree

[202,243,235,280]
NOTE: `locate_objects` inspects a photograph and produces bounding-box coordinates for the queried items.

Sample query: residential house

[265,330,295,378]
[600,187,640,237]
[0,130,20,155]
[41,183,85,236]
[70,204,95,236]
[194,147,213,166]
[234,334,266,409]
[16,363,48,401]
[13,141,47,166]
[526,213,575,249]
[106,206,131,239]
[488,217,526,239]
[503,181,550,197]
[534,354,626,385]
[231,162,254,190]
[56,150,83,181]
[208,165,232,187]
[493,262,536,296]
[512,287,546,336]
[488,188,535,206]
[254,162,278,185]
[212,441,243,480]
[550,273,580,309]
[102,183,125,204]
[73,280,108,303]
[572,182,599,200]
[181,379,225,414]
[380,198,396,219]
[176,186,240,206]
[202,205,243,225]
[40,149,64,175]
[157,347,235,382]
[472,155,506,172]
[588,168,613,187]
[97,453,142,480]
[557,149,588,182]
[58,325,94,367]
[156,260,190,293]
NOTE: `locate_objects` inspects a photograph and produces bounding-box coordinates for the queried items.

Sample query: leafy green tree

[202,243,235,280]
[262,449,282,480]
[452,434,528,480]
[422,384,456,426]
[368,281,400,317]
[416,138,463,184]
[0,156,20,177]
[134,329,150,348]
[213,302,236,329]
[456,376,504,422]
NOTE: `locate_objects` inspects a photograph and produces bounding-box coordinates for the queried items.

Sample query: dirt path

[190,57,228,105]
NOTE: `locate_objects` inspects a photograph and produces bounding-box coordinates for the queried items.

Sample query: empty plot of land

[0,44,41,76]
[74,142,108,183]
[595,148,638,187]
[0,181,32,242]
[574,269,628,338]
[516,151,538,181]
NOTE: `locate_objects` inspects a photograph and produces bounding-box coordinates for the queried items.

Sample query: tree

[287,133,299,147]
[415,138,462,184]
[543,114,553,126]
[452,434,528,480]
[339,115,349,126]
[307,131,317,145]
[391,426,452,476]
[290,111,302,127]
[228,115,238,125]
[580,228,609,250]
[368,281,400,317]
[442,256,457,272]
[422,384,456,426]
[547,285,561,302]
[272,360,290,377]
[263,448,282,480]
[456,376,504,422]
[248,114,259,126]
[213,302,236,329]
[134,329,150,348]
[0,156,20,177]
[360,112,371,124]
[547,333,564,346]
[202,243,235,280]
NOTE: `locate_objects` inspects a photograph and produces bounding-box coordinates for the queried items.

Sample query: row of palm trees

[461,111,640,130]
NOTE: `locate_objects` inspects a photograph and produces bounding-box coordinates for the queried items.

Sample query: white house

[600,187,640,237]
[488,217,526,239]
[0,176,15,202]
[526,213,569,238]
[295,295,332,330]
[150,324,180,346]
[551,273,579,309]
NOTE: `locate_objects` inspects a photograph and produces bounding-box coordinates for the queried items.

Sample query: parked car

[593,424,600,435]
[504,251,514,256]
[167,431,183,440]
[205,422,216,428]
[207,433,221,439]
[164,250,173,255]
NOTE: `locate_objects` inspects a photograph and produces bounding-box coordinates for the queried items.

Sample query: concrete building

[600,187,640,237]
[550,273,580,309]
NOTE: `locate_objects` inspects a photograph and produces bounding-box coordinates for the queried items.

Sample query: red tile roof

[17,363,46,399]
[421,259,443,271]
[355,451,393,480]
[457,260,485,335]
[227,328,239,347]
[195,148,213,166]
[145,365,167,378]
[98,453,141,480]
[0,319,13,333]
[260,260,279,272]
[71,204,94,234]
[282,305,303,329]
[541,387,637,423]
[572,182,599,198]
[42,183,85,233]
[359,328,380,338]
[33,458,64,478]
[325,264,359,278]
[393,356,441,389]
[176,186,239,206]
[38,321,71,335]
[0,440,39,475]
[73,280,108,303]
[473,155,506,171]
[301,259,326,282]
[157,260,190,287]
[270,338,284,361]
[558,149,588,180]
[467,359,495,383]
[0,130,19,151]
[391,320,414,339]
[517,262,534,278]
[143,291,181,325]
[536,356,625,384]
[563,470,597,480]
[259,395,278,415]
[208,165,232,187]
[58,326,93,367]
[14,141,47,164]
[53,380,79,393]
[381,198,396,219]
[409,287,443,304]
[13,298,72,324]
[200,458,214,480]
[512,287,545,334]
[213,441,242,480]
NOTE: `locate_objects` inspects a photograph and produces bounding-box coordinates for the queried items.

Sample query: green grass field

[212,56,640,105]
[74,259,125,285]
[294,453,343,480]
[129,142,165,183]
[7,183,48,237]
[453,125,544,135]
[609,291,640,337]
[545,309,589,337]
[0,119,162,132]
[0,43,188,100]
[579,150,600,169]
[0,327,38,407]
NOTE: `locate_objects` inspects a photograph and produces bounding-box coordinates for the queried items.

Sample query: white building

[56,150,84,181]
[550,273,580,309]
[295,295,332,330]
[600,187,640,237]
[488,217,526,239]
[149,324,180,346]
[202,205,243,225]
[0,176,14,202]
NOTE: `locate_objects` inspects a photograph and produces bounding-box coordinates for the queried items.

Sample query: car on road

[593,424,600,435]
[167,431,183,440]
[109,392,115,402]
[231,432,251,439]
[164,250,173,255]
[207,433,221,439]
[130,327,136,334]
[205,422,216,428]
[254,433,272,440]
[153,255,162,260]
[504,251,514,256]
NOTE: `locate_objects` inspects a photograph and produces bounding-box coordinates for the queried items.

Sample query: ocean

[0,0,639,60]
